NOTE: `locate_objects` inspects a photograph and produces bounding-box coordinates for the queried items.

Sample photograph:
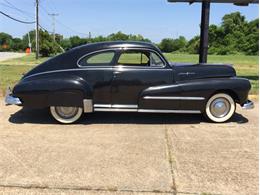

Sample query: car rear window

[79,51,115,66]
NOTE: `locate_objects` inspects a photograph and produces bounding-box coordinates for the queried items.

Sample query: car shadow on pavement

[8,107,249,125]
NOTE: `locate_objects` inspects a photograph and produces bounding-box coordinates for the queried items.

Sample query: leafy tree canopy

[0,12,258,56]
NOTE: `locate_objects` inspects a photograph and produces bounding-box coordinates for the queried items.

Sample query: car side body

[6,41,254,123]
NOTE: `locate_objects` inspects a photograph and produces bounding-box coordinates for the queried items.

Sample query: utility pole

[27,32,31,53]
[199,1,210,63]
[35,0,39,59]
[48,13,59,41]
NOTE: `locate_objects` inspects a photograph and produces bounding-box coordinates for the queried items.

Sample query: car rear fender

[13,75,93,109]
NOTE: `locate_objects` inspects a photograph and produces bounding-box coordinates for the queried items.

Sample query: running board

[93,107,201,114]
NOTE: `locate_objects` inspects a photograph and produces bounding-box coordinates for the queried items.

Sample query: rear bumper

[241,100,254,110]
[5,88,22,106]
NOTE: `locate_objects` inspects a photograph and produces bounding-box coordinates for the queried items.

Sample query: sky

[0,0,259,43]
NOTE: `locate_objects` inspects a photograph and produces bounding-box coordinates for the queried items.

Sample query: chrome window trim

[116,48,167,68]
[25,48,169,80]
[76,47,168,69]
[143,96,205,100]
[77,49,117,68]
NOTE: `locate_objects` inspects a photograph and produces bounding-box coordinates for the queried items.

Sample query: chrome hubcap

[55,106,78,119]
[210,98,230,118]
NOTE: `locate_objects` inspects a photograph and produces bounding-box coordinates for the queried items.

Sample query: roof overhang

[167,0,258,6]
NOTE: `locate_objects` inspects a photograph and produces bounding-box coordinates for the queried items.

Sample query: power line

[56,20,89,36]
[39,4,88,36]
[2,0,34,17]
[39,24,65,53]
[0,10,35,24]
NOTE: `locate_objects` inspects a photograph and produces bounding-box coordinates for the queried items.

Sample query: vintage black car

[5,41,254,123]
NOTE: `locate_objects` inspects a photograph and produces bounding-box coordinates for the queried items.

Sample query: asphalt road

[0,100,258,195]
[0,52,26,62]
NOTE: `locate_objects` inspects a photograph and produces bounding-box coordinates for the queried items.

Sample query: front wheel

[204,93,236,123]
[50,106,83,124]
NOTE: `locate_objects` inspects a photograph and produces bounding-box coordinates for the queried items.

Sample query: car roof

[71,41,160,52]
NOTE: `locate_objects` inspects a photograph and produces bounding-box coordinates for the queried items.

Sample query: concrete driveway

[0,100,258,195]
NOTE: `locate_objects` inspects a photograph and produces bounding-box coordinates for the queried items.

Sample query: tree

[185,36,200,54]
[0,12,258,55]
[22,30,60,56]
[0,32,13,51]
[69,36,84,48]
[207,12,258,55]
[108,31,129,41]
[159,38,175,52]
[159,36,187,53]
[172,36,187,52]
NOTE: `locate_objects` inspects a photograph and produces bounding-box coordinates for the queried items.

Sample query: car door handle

[113,71,121,77]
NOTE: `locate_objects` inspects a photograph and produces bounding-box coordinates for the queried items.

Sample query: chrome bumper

[242,100,254,110]
[5,88,22,106]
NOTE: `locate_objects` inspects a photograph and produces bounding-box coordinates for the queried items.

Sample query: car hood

[169,62,236,81]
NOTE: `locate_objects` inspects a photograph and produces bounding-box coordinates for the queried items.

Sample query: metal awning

[168,0,258,6]
[167,0,259,63]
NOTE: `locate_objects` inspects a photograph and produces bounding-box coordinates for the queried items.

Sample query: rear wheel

[204,93,236,123]
[50,106,83,124]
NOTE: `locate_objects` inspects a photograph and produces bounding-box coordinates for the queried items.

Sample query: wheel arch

[210,89,239,103]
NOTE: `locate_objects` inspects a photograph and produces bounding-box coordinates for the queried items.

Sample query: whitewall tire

[50,106,83,124]
[205,93,236,123]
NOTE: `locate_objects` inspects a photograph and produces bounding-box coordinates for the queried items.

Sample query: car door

[111,48,178,110]
[77,50,115,105]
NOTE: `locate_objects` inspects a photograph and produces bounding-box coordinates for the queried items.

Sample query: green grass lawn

[0,53,258,95]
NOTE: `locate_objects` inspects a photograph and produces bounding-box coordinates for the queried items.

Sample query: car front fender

[139,77,251,111]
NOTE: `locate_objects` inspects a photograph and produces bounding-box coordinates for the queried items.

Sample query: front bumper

[5,88,22,106]
[242,100,254,110]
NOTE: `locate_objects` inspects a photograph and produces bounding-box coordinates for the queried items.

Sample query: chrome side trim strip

[94,107,201,114]
[83,99,93,113]
[138,109,201,114]
[94,104,112,108]
[94,108,137,112]
[143,96,205,100]
[94,104,138,109]
[22,68,113,80]
[112,104,138,109]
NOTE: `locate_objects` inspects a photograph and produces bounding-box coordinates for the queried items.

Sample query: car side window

[79,51,115,66]
[118,51,150,66]
[150,52,165,67]
[117,50,165,67]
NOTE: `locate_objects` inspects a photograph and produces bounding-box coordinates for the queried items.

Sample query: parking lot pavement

[0,100,258,195]
[167,103,259,195]
[0,101,174,194]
